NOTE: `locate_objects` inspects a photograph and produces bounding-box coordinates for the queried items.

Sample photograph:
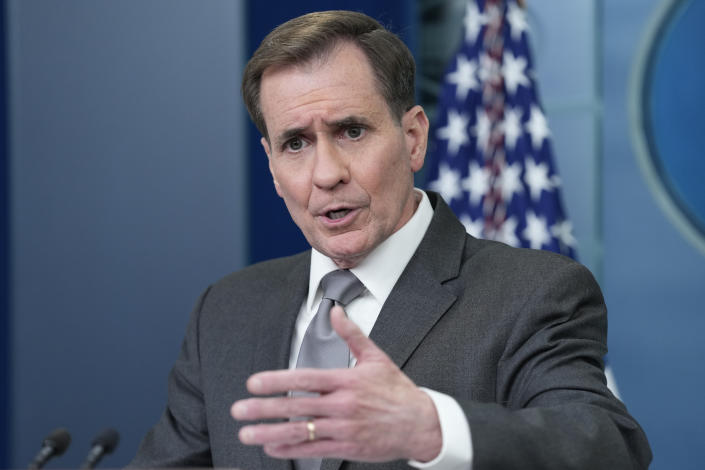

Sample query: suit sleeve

[459,261,652,469]
[128,287,213,468]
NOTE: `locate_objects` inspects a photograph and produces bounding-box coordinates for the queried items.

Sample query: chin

[321,243,370,268]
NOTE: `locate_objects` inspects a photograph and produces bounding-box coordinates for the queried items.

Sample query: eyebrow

[329,115,372,129]
[274,115,374,147]
[275,127,307,147]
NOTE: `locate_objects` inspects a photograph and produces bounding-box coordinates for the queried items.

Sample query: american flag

[426,0,577,259]
[424,0,623,398]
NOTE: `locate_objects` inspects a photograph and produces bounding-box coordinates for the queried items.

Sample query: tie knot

[320,270,365,306]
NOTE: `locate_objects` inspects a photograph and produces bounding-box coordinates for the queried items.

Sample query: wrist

[408,389,443,462]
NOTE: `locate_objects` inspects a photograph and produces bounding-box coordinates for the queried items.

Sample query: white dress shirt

[289,190,473,469]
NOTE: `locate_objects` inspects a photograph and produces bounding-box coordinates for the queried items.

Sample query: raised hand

[231,305,442,463]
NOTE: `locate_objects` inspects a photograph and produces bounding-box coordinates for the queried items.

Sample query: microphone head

[43,428,71,456]
[91,428,119,454]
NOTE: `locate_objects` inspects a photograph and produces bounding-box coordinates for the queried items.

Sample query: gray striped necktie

[294,269,365,470]
[296,269,365,370]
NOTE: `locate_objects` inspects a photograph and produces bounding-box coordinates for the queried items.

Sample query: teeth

[328,209,351,220]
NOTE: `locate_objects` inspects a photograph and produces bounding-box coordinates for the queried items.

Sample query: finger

[330,305,385,363]
[240,418,352,448]
[239,419,316,446]
[245,368,345,395]
[231,395,337,421]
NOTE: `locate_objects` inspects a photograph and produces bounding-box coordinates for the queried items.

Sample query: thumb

[330,305,386,363]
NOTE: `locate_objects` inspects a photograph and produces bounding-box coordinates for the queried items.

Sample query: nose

[312,137,350,189]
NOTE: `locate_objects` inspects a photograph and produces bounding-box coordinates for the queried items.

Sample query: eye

[284,136,308,152]
[344,126,365,140]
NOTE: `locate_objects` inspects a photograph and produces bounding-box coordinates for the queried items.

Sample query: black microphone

[28,428,71,469]
[80,428,120,469]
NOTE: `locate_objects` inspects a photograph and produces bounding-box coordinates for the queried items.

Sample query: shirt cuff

[408,388,473,470]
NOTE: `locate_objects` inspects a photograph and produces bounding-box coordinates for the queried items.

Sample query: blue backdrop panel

[605,0,705,468]
[8,1,247,466]
[246,1,416,263]
[1,0,8,466]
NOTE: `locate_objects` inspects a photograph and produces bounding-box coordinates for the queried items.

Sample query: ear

[261,137,283,197]
[401,105,429,173]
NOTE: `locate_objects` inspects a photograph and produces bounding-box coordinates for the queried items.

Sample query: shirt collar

[307,189,434,311]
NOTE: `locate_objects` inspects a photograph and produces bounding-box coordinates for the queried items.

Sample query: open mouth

[327,208,353,220]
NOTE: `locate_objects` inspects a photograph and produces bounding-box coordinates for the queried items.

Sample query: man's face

[259,42,429,268]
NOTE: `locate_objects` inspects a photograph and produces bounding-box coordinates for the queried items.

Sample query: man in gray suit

[131,10,651,470]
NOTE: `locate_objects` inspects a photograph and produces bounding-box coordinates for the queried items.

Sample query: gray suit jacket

[130,192,651,469]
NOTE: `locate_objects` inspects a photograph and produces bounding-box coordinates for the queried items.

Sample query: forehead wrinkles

[263,83,385,141]
[260,42,395,134]
[276,91,375,128]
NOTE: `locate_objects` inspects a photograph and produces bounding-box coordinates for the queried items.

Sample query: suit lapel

[369,261,457,370]
[250,252,310,470]
[369,192,466,369]
[251,252,310,373]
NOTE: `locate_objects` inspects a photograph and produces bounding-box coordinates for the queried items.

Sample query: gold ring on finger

[306,419,316,441]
